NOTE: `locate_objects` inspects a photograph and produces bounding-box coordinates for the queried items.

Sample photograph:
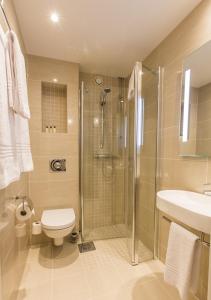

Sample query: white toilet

[41,208,75,246]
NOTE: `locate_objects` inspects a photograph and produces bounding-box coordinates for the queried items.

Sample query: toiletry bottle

[45,126,49,133]
[49,126,53,133]
[53,126,57,133]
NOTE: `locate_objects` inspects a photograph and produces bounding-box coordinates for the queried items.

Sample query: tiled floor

[16,238,196,300]
[137,239,153,262]
[83,225,153,262]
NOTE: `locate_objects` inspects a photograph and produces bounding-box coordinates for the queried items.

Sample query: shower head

[104,88,111,94]
[100,88,111,106]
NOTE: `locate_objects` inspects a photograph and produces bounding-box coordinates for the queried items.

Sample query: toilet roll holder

[9,195,34,214]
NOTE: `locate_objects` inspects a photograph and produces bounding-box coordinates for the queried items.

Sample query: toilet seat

[41,208,75,230]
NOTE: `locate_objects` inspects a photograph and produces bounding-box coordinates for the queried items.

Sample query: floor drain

[78,241,96,253]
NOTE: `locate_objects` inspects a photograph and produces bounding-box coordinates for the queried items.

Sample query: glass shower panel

[80,73,127,241]
[125,95,137,264]
[136,67,158,262]
[80,67,158,265]
[125,64,158,264]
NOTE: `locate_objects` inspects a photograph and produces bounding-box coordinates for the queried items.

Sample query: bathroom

[0,0,211,299]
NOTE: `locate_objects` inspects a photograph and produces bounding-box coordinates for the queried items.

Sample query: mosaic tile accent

[80,73,127,240]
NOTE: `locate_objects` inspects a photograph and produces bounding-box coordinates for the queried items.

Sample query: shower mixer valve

[50,159,66,172]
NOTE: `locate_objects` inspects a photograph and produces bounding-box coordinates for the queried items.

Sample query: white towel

[6,30,30,119]
[164,222,201,300]
[0,25,20,189]
[128,62,142,100]
[14,113,33,172]
[5,30,33,173]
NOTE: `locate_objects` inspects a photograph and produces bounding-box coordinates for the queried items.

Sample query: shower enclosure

[80,66,159,264]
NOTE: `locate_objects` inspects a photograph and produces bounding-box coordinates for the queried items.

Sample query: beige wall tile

[27,56,79,241]
[80,73,126,237]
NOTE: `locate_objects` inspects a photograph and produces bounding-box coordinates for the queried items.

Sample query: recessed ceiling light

[50,12,59,23]
[53,78,58,82]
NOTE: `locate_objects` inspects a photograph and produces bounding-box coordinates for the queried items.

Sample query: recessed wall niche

[41,82,67,133]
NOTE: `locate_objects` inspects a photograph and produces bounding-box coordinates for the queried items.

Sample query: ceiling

[13,0,201,77]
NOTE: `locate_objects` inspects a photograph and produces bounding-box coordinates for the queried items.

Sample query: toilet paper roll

[16,203,32,222]
[15,223,26,238]
[32,221,42,235]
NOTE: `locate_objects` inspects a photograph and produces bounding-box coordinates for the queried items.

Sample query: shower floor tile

[83,223,128,241]
[16,238,197,300]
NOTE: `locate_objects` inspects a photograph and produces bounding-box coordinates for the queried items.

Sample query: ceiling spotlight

[53,78,58,82]
[50,12,59,23]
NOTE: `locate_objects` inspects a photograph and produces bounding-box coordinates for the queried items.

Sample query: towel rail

[162,215,210,248]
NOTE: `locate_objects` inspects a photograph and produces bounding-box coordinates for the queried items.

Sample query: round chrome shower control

[50,159,66,172]
[54,161,61,170]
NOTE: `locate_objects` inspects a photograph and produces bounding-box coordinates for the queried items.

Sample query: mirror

[179,40,211,157]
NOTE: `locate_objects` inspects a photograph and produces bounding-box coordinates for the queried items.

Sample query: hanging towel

[164,222,201,300]
[14,113,33,172]
[6,30,30,119]
[5,30,33,173]
[128,62,142,100]
[0,25,20,189]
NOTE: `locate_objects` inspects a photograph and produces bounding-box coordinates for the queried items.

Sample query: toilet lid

[41,208,75,230]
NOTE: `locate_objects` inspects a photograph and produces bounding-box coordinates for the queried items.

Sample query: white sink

[157,190,211,234]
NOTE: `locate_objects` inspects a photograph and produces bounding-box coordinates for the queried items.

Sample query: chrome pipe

[100,104,104,149]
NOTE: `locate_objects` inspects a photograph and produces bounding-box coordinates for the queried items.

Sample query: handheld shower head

[104,88,111,94]
[100,88,111,106]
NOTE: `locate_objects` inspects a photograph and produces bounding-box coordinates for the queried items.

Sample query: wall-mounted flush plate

[50,159,66,172]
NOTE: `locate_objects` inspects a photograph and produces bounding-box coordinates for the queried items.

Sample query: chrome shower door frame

[79,81,85,242]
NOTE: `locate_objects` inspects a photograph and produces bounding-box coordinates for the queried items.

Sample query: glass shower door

[136,66,158,262]
[126,94,138,264]
[125,63,158,264]
[125,62,142,265]
[80,74,127,242]
[79,67,158,265]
